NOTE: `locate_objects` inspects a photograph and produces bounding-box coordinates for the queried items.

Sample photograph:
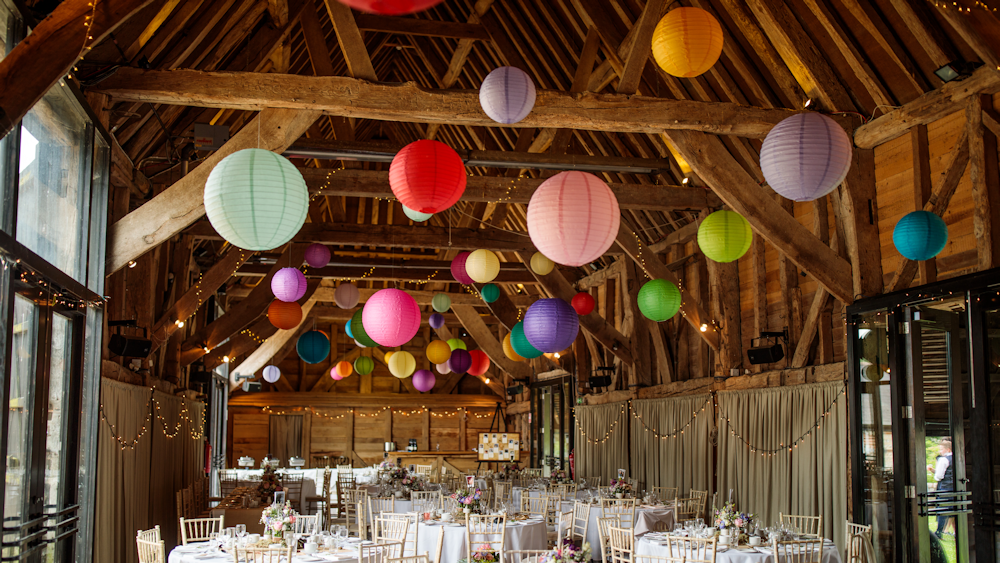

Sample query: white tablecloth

[230,468,376,503]
[168,543,356,563]
[416,520,547,563]
[581,504,674,552]
[636,536,843,563]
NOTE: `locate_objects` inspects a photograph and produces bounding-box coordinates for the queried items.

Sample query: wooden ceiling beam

[450,304,530,382]
[235,264,539,284]
[90,67,820,138]
[230,297,318,390]
[323,0,378,81]
[311,286,538,309]
[353,14,489,40]
[229,392,501,408]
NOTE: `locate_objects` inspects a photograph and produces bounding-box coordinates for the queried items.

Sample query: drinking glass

[235,524,247,538]
[673,523,684,534]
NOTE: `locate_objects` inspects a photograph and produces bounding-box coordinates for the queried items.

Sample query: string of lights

[259,406,491,419]
[926,0,997,12]
[101,388,205,451]
[631,395,713,440]
[720,385,846,457]
[577,403,628,445]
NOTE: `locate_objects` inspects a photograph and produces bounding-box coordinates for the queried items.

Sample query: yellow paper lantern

[384,351,395,364]
[651,7,724,78]
[388,351,416,378]
[426,340,452,365]
[503,333,526,362]
[529,252,555,276]
[465,249,500,283]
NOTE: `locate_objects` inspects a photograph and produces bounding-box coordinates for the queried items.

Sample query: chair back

[338,464,354,473]
[234,545,295,563]
[388,556,430,563]
[493,481,513,508]
[772,538,823,563]
[136,526,160,543]
[412,491,442,513]
[175,491,185,520]
[555,510,574,545]
[374,515,411,545]
[178,516,224,545]
[281,471,304,510]
[846,523,874,563]
[520,496,549,520]
[663,536,717,563]
[524,469,542,478]
[193,479,207,513]
[506,550,552,563]
[596,516,621,563]
[846,521,871,543]
[369,496,397,517]
[220,469,238,497]
[651,487,677,503]
[780,513,823,538]
[345,489,370,539]
[135,536,165,563]
[688,489,708,516]
[467,514,508,563]
[383,512,420,556]
[600,498,636,528]
[571,502,590,545]
[674,497,702,521]
[585,476,602,489]
[549,483,578,501]
[360,541,405,563]
[416,465,433,478]
[182,487,194,518]
[607,526,634,563]
[294,513,321,534]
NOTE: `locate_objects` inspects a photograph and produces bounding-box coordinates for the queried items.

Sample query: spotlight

[747,329,788,365]
[934,60,981,83]
[682,177,690,185]
[700,323,708,332]
[803,99,813,109]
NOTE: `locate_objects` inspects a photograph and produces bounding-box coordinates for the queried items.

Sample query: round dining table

[168,542,358,563]
[580,503,675,554]
[635,534,844,563]
[416,518,547,563]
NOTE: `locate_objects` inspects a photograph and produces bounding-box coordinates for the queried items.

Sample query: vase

[464,508,471,515]
[615,493,623,499]
[395,491,404,498]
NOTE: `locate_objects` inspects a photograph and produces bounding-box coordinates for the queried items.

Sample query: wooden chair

[135,535,165,563]
[505,550,552,563]
[306,468,332,525]
[335,474,357,518]
[281,471,304,511]
[193,479,208,515]
[674,497,703,521]
[780,513,823,538]
[136,526,160,543]
[596,515,621,563]
[520,496,550,521]
[467,515,508,563]
[182,487,195,518]
[219,469,238,497]
[772,538,823,563]
[663,535,717,563]
[846,521,874,563]
[179,516,224,545]
[374,515,411,547]
[415,465,433,478]
[549,483,578,501]
[607,526,634,563]
[175,491,186,520]
[846,521,871,543]
[550,510,574,547]
[345,489,370,539]
[651,487,677,503]
[338,463,354,473]
[524,468,542,478]
[585,476,603,489]
[600,498,636,529]
[233,545,295,563]
[369,496,397,518]
[359,541,405,563]
[382,512,420,557]
[293,513,321,534]
[571,501,590,547]
[412,491,442,514]
[689,489,708,517]
[493,481,513,509]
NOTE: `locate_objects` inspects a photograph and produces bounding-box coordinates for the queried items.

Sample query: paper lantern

[413,369,436,392]
[467,350,490,376]
[334,283,360,309]
[510,322,543,359]
[271,267,307,302]
[527,171,620,266]
[638,279,681,322]
[429,312,445,329]
[523,298,579,353]
[336,0,444,16]
[388,351,416,378]
[651,7,724,78]
[426,340,452,365]
[436,361,451,374]
[354,339,367,348]
[351,310,379,348]
[450,349,472,374]
[384,351,395,364]
[334,361,353,379]
[305,243,331,268]
[297,331,330,364]
[447,338,467,351]
[204,149,308,250]
[761,113,853,202]
[402,204,433,222]
[331,371,343,381]
[262,365,281,384]
[466,250,500,283]
[530,252,555,275]
[571,292,595,315]
[481,284,500,303]
[268,300,302,330]
[363,288,421,347]
[503,333,526,362]
[432,293,451,313]
[345,319,354,339]
[450,252,475,284]
[354,356,375,376]
[698,210,753,263]
[389,140,466,214]
[893,210,948,261]
[480,67,536,124]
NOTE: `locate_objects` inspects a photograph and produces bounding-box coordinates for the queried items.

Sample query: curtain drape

[630,394,714,497]
[574,401,628,484]
[716,381,847,551]
[95,378,205,563]
[269,415,303,462]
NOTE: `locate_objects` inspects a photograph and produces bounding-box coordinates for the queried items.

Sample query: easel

[476,402,505,475]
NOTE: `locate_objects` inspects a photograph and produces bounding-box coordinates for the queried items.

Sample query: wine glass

[235,524,247,538]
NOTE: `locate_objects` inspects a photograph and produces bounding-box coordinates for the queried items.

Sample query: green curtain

[630,394,714,497]
[574,401,628,484]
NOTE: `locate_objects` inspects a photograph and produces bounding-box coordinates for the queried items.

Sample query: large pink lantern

[271,267,307,302]
[304,243,331,268]
[362,288,421,347]
[413,369,436,392]
[527,171,621,266]
[450,252,475,284]
[760,113,853,202]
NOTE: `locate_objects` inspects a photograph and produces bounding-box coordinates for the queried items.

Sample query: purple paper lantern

[413,369,436,392]
[760,113,853,202]
[450,252,475,284]
[271,267,307,302]
[262,365,281,383]
[362,288,421,347]
[304,243,331,268]
[429,312,445,329]
[450,349,472,374]
[524,298,579,353]
[480,67,537,124]
[436,360,452,374]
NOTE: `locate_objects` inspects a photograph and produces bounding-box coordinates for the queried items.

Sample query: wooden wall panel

[231,411,269,464]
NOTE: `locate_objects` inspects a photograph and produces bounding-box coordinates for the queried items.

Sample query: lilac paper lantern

[262,365,281,383]
[450,252,475,284]
[523,298,579,353]
[271,267,307,302]
[480,67,537,124]
[450,349,472,374]
[304,243,331,268]
[760,113,853,202]
[527,171,620,267]
[436,360,452,375]
[362,288,421,347]
[429,312,445,329]
[334,283,360,309]
[413,369,436,392]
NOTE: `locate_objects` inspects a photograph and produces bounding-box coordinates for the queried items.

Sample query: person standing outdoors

[932,438,954,536]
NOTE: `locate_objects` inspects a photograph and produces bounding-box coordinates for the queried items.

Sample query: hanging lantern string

[451,206,533,238]
[720,385,846,457]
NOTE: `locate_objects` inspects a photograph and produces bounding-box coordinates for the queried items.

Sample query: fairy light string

[720,385,846,457]
[101,388,205,450]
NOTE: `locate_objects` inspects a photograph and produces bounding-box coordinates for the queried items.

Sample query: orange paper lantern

[651,7,723,78]
[268,300,302,330]
[334,361,354,379]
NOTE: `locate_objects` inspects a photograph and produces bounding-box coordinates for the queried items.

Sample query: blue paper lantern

[345,319,354,339]
[524,298,579,353]
[297,331,330,364]
[893,210,948,261]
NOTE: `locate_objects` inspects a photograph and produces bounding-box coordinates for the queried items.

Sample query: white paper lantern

[760,113,853,202]
[334,283,360,309]
[479,67,537,124]
[262,365,281,383]
[204,148,309,250]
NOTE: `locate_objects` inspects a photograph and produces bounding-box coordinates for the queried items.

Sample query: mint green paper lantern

[402,204,433,222]
[204,148,308,250]
[697,210,752,263]
[638,279,681,322]
[432,293,451,313]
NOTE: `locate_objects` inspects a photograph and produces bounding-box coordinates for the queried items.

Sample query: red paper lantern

[268,300,302,330]
[571,292,595,315]
[336,0,444,15]
[389,140,466,214]
[467,350,491,376]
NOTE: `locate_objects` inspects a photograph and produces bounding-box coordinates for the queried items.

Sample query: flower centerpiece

[468,544,500,563]
[379,460,395,470]
[714,502,756,545]
[260,501,298,545]
[257,464,282,503]
[450,487,484,515]
[541,539,592,563]
[550,470,574,484]
[609,479,633,498]
[501,462,521,479]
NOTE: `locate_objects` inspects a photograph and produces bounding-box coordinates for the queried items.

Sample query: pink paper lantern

[413,369,436,392]
[436,361,451,375]
[305,243,331,268]
[271,267,307,302]
[331,369,343,381]
[336,0,444,16]
[450,252,475,284]
[362,288,421,347]
[527,171,621,266]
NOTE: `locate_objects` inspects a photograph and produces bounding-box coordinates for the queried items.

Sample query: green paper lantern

[432,293,451,313]
[204,148,309,251]
[638,279,681,322]
[481,284,500,303]
[447,338,467,351]
[697,210,752,263]
[351,309,379,348]
[354,356,375,376]
[510,321,543,359]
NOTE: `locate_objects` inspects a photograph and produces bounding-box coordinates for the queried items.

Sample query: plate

[446,523,464,527]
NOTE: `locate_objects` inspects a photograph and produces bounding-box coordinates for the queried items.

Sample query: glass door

[531,378,574,475]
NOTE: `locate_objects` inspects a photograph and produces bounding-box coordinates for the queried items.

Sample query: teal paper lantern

[638,279,681,322]
[697,210,753,263]
[402,204,433,222]
[204,148,308,250]
[297,331,330,364]
[481,284,500,303]
[893,210,948,261]
[510,321,543,359]
[354,356,375,376]
[351,310,379,348]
